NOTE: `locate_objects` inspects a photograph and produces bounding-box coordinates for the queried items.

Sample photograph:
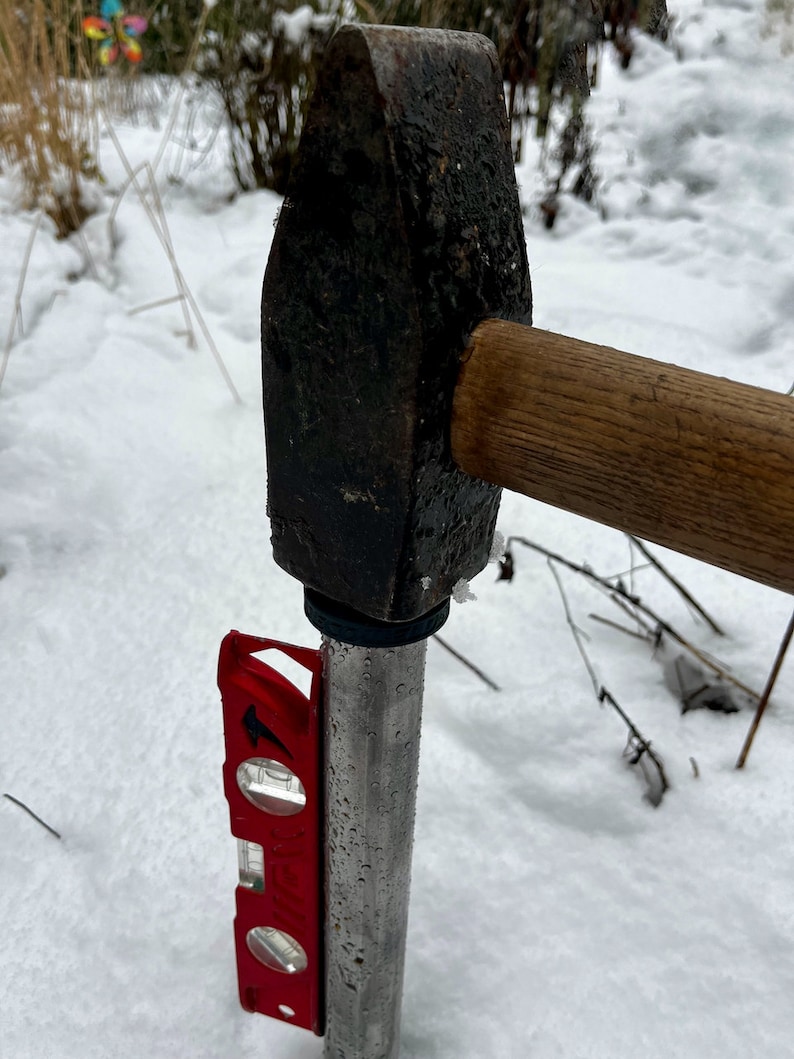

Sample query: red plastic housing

[218,632,324,1035]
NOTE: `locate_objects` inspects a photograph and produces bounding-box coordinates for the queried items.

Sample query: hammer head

[261,24,532,623]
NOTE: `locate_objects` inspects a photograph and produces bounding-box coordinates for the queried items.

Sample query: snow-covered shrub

[372,0,668,220]
[144,0,207,75]
[0,0,100,237]
[141,0,670,209]
[197,0,345,194]
[370,0,599,143]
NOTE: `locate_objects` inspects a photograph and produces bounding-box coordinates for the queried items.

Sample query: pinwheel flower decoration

[83,0,147,66]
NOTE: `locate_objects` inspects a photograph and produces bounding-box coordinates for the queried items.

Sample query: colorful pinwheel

[83,0,147,66]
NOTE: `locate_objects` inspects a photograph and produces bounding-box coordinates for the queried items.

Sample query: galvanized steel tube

[322,638,427,1059]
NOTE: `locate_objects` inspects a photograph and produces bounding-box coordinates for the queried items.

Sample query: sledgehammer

[260,24,794,1058]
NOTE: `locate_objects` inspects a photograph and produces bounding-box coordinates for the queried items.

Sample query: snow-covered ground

[2,1,793,1055]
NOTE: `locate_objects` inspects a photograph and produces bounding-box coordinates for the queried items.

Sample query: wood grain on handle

[451,318,794,595]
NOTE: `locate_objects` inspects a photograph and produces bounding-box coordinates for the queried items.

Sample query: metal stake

[322,637,427,1059]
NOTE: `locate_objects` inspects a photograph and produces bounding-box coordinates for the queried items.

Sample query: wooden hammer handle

[451,318,794,595]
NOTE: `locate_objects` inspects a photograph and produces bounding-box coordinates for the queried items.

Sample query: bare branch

[432,634,501,692]
[600,689,670,806]
[588,613,652,643]
[100,120,242,404]
[600,590,659,638]
[546,557,669,805]
[505,536,761,702]
[547,560,600,696]
[736,609,794,769]
[626,535,724,636]
[4,793,61,840]
[128,294,186,316]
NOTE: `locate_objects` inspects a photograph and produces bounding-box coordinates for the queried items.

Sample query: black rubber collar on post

[304,589,450,648]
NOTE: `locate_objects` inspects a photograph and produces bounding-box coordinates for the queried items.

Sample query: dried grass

[0,0,99,237]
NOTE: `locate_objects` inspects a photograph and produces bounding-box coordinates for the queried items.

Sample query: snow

[273,6,335,47]
[451,578,477,604]
[488,529,506,563]
[2,1,793,1056]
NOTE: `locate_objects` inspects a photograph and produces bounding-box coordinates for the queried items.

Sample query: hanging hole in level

[251,649,314,699]
[246,927,308,974]
[237,758,306,816]
[278,1004,296,1019]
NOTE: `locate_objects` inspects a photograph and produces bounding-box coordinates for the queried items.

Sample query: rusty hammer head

[261,24,532,637]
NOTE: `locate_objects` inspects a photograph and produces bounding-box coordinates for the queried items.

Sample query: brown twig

[432,634,501,691]
[609,586,757,700]
[600,688,670,806]
[736,609,794,769]
[547,559,669,805]
[627,535,724,635]
[547,560,600,694]
[4,793,61,840]
[588,613,651,643]
[606,562,654,581]
[603,587,737,674]
[601,591,659,638]
[506,536,760,702]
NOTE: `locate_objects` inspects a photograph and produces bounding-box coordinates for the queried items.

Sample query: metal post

[322,638,427,1059]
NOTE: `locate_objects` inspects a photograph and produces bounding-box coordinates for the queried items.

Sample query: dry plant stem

[1,211,43,394]
[147,178,197,348]
[603,591,658,637]
[100,123,241,403]
[604,586,759,699]
[0,0,95,237]
[173,94,225,176]
[599,688,671,798]
[548,560,600,694]
[609,562,653,581]
[128,295,187,316]
[108,160,146,242]
[107,157,195,346]
[4,793,61,840]
[547,561,670,802]
[508,536,761,701]
[71,222,100,282]
[150,4,212,179]
[588,613,651,643]
[432,634,501,691]
[105,158,194,340]
[627,535,724,635]
[736,609,794,769]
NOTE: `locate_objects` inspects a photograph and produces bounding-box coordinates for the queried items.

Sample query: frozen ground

[2,1,793,1056]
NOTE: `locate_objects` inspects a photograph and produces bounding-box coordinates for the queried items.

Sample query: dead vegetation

[498,534,792,802]
[0,0,100,237]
